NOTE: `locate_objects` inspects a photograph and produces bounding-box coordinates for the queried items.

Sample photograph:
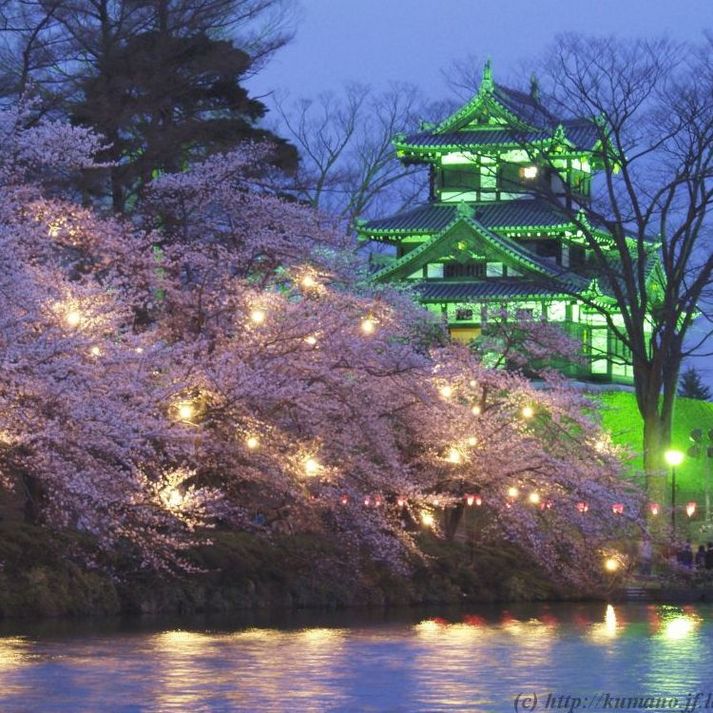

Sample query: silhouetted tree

[678,366,711,401]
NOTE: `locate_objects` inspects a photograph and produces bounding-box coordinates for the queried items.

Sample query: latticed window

[455,308,474,321]
[444,262,486,278]
[441,168,480,191]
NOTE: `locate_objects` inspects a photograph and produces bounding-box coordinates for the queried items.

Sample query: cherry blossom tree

[0,111,643,588]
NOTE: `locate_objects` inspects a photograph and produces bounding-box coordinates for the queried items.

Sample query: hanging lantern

[466,494,475,507]
[340,495,349,505]
[303,457,321,477]
[649,502,660,516]
[528,492,541,505]
[360,317,376,335]
[446,447,463,464]
[471,405,481,416]
[374,496,382,507]
[245,436,259,450]
[475,495,483,506]
[249,308,266,325]
[521,405,534,419]
[364,496,371,507]
[686,502,697,518]
[397,497,406,508]
[507,486,519,499]
[612,503,625,515]
[576,501,589,513]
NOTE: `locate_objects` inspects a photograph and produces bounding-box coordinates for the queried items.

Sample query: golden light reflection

[589,604,620,642]
[658,610,701,641]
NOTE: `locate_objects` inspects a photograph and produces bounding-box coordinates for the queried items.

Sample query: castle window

[520,165,538,179]
[455,308,474,321]
[444,262,485,278]
[486,262,503,277]
[442,167,480,191]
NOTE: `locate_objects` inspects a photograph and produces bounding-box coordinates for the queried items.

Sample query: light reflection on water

[0,603,710,712]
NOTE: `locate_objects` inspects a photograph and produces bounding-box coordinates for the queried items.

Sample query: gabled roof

[395,60,598,155]
[359,198,575,237]
[371,208,588,288]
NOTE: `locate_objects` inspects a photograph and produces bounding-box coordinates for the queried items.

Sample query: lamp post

[665,449,684,542]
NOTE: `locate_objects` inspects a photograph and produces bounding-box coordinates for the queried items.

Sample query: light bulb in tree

[66,309,82,327]
[611,503,624,515]
[162,487,183,510]
[305,335,317,346]
[90,346,101,357]
[304,457,321,477]
[507,486,520,499]
[301,274,318,289]
[250,308,266,325]
[471,405,481,416]
[665,449,684,467]
[521,405,534,419]
[360,317,377,335]
[686,502,697,518]
[340,495,348,505]
[466,494,475,507]
[649,502,660,516]
[446,447,462,464]
[176,401,195,421]
[246,436,259,450]
[528,491,541,505]
[604,557,620,573]
[522,165,538,179]
[397,497,406,507]
[594,439,607,452]
[421,512,435,528]
[439,385,453,399]
[576,501,589,513]
[469,380,477,388]
[467,436,477,447]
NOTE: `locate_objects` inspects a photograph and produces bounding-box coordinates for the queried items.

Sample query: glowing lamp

[471,405,481,416]
[594,439,606,453]
[576,501,589,513]
[649,502,660,516]
[475,495,482,506]
[364,496,371,506]
[303,457,321,476]
[305,335,317,346]
[246,436,259,450]
[301,274,318,289]
[665,449,684,467]
[421,512,435,528]
[612,503,624,515]
[507,486,520,499]
[176,401,195,421]
[604,557,620,573]
[521,405,534,419]
[135,347,144,354]
[360,317,376,335]
[469,380,477,388]
[466,494,475,507]
[446,447,462,464]
[340,495,348,505]
[686,502,697,518]
[90,346,101,357]
[522,165,538,179]
[65,309,82,327]
[467,436,477,447]
[439,385,453,399]
[528,492,541,505]
[397,497,406,507]
[249,308,266,325]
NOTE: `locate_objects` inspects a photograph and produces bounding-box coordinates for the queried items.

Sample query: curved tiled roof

[361,199,574,234]
[416,280,578,301]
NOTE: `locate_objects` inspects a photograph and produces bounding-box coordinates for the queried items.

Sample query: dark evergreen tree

[73,28,296,211]
[678,366,712,401]
[0,0,297,212]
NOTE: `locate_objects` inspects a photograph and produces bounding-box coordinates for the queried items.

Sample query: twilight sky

[250,0,713,101]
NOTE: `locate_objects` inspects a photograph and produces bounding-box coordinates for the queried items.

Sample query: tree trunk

[443,504,464,541]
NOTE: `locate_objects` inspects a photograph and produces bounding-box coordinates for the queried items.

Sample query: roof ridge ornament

[456,201,475,221]
[530,73,540,102]
[481,58,494,92]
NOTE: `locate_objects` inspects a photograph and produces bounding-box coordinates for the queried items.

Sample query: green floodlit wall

[597,391,713,503]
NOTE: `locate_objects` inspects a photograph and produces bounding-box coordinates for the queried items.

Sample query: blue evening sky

[250,0,713,100]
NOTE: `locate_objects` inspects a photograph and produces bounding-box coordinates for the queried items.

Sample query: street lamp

[665,448,684,541]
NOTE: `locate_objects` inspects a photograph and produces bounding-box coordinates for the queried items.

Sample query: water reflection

[0,604,710,711]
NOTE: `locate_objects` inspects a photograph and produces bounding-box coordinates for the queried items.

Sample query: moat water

[0,603,711,712]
